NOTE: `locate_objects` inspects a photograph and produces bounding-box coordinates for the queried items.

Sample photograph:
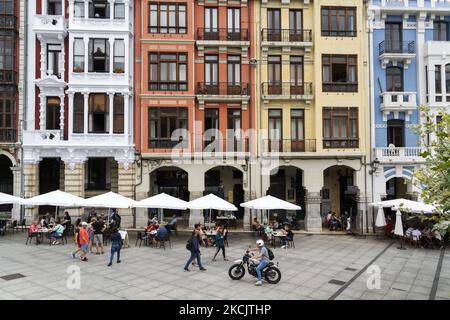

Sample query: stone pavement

[0,232,448,300]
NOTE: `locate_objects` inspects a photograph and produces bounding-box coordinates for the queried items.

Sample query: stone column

[83,91,89,134]
[123,92,130,136]
[109,0,115,20]
[117,161,135,228]
[109,38,114,73]
[39,93,46,130]
[188,191,204,228]
[11,165,21,221]
[108,92,114,135]
[304,192,322,232]
[23,162,39,224]
[59,94,65,138]
[83,36,89,73]
[355,193,372,235]
[84,0,89,19]
[67,92,74,136]
[64,161,85,218]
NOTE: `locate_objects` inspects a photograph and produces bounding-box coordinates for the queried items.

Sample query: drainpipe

[368,5,376,233]
[20,0,29,221]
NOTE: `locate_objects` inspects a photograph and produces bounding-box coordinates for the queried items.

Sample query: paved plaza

[0,232,448,300]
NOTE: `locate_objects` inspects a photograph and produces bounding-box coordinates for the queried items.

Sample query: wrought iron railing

[262,82,313,96]
[262,29,312,42]
[197,28,249,41]
[196,82,249,96]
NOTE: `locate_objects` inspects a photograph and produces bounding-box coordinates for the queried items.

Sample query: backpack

[267,247,275,261]
[186,238,192,251]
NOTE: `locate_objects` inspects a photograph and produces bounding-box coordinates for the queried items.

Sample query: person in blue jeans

[107,228,123,267]
[250,239,270,286]
[184,229,207,272]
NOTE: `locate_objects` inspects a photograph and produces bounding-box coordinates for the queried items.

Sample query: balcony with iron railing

[263,139,317,153]
[323,138,359,149]
[196,82,249,96]
[0,129,16,143]
[197,28,249,42]
[322,82,358,93]
[0,14,17,29]
[374,147,426,163]
[379,40,415,68]
[261,82,313,100]
[261,29,313,44]
[147,137,250,154]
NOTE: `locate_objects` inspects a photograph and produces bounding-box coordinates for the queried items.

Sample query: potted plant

[73,66,84,73]
[113,67,124,74]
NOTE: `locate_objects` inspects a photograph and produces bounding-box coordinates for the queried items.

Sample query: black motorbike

[228,249,281,284]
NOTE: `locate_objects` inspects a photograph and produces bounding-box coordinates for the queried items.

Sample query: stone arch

[383,167,413,182]
[204,165,244,219]
[267,165,306,220]
[0,150,16,166]
[322,165,359,218]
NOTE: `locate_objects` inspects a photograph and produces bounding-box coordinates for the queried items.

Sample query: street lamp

[369,158,380,175]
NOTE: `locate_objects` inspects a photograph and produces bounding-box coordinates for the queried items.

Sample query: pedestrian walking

[184,229,206,272]
[107,228,123,267]
[87,218,95,253]
[71,220,82,259]
[78,222,89,262]
[212,226,228,261]
[92,217,106,254]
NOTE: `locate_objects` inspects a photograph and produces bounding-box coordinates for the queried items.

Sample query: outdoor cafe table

[36,228,51,245]
[216,216,237,228]
[272,231,285,248]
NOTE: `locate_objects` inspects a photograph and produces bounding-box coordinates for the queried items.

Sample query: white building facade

[367,0,450,205]
[24,0,135,226]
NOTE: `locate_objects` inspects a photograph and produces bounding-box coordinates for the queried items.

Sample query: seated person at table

[41,213,51,228]
[29,221,41,244]
[263,224,273,241]
[198,224,208,246]
[329,214,340,231]
[146,221,157,233]
[405,227,414,239]
[385,219,393,236]
[151,214,159,225]
[62,211,71,226]
[165,215,177,232]
[155,225,168,242]
[412,227,422,241]
[272,219,279,230]
[280,224,294,249]
[252,218,263,232]
[49,223,65,245]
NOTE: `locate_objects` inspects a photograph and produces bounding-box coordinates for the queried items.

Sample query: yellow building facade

[253,0,373,233]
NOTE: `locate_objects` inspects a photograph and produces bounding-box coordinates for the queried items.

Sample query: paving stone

[0,232,447,300]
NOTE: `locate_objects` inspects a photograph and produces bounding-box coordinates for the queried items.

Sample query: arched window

[386,66,403,92]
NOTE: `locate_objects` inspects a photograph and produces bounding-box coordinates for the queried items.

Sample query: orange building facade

[134,0,256,227]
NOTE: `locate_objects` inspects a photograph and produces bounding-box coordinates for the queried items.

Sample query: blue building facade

[368,0,450,202]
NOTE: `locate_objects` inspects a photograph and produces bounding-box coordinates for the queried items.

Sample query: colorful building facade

[133,0,256,228]
[0,0,24,220]
[368,0,450,205]
[24,0,135,226]
[254,0,372,232]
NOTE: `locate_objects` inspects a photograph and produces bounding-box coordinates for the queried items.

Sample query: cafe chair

[156,233,171,250]
[25,229,40,245]
[286,238,295,249]
[135,231,149,248]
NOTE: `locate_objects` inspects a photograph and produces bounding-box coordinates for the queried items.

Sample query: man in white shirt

[411,228,421,241]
